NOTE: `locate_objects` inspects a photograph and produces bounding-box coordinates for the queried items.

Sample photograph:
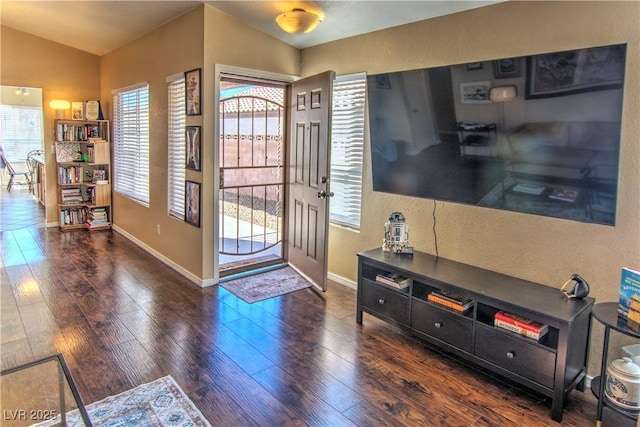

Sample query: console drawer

[411,299,473,352]
[475,325,556,388]
[361,281,409,324]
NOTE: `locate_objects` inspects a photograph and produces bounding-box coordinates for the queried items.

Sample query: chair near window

[0,153,32,192]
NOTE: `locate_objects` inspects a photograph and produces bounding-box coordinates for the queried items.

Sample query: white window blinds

[167,76,186,218]
[113,83,150,206]
[0,105,43,162]
[330,73,366,229]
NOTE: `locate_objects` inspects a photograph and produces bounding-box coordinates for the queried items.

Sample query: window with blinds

[0,105,43,162]
[113,83,150,206]
[330,73,366,229]
[167,76,186,219]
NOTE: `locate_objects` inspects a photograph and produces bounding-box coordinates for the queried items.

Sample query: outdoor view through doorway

[218,79,286,277]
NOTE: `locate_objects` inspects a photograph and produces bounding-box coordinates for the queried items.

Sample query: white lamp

[489,85,517,102]
[49,99,71,119]
[490,85,517,134]
[276,9,321,34]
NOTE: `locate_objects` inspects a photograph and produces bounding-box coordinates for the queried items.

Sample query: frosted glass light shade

[50,99,71,119]
[489,85,517,102]
[49,99,71,110]
[276,9,320,34]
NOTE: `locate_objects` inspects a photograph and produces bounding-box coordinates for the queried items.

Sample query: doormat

[33,376,210,427]
[220,266,312,303]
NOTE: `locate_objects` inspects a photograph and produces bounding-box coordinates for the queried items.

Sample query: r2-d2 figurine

[382,212,413,255]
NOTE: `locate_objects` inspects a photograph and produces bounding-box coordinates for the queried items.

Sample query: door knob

[317,191,334,199]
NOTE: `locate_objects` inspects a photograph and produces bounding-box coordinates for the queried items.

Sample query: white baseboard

[102,227,357,291]
[113,225,215,288]
[328,272,357,290]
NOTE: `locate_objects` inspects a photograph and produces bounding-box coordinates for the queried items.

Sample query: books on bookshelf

[427,290,473,312]
[549,188,578,203]
[60,207,87,226]
[618,267,640,330]
[375,272,412,289]
[494,311,548,340]
[56,122,102,142]
[56,119,111,232]
[58,166,84,184]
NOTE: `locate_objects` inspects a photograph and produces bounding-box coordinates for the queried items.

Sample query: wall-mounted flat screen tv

[367,43,626,225]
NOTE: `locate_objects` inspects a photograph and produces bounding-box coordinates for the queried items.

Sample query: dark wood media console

[356,248,594,422]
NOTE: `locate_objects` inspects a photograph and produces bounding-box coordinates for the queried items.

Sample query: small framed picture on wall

[493,58,521,78]
[185,181,201,228]
[186,126,201,171]
[185,68,201,116]
[460,81,491,104]
[71,102,84,120]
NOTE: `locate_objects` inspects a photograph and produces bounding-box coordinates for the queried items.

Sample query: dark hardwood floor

[0,225,625,426]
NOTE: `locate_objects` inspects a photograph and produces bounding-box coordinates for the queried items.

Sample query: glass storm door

[219,81,285,276]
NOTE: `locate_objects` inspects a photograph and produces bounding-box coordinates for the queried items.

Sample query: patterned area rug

[220,266,312,303]
[34,376,210,427]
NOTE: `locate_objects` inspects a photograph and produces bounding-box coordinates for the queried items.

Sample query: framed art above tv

[367,43,626,226]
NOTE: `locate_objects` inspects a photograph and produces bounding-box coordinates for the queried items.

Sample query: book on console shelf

[618,267,640,331]
[427,290,473,312]
[494,311,548,340]
[494,318,548,341]
[375,272,412,289]
[549,188,578,203]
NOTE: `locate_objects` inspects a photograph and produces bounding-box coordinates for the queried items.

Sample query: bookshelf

[55,119,112,231]
[357,248,594,422]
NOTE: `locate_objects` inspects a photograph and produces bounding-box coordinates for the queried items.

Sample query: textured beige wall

[202,6,300,280]
[303,1,640,289]
[100,5,299,282]
[1,26,101,224]
[100,7,205,280]
[302,0,640,376]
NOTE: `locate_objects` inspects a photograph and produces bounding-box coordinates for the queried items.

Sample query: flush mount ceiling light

[276,8,321,34]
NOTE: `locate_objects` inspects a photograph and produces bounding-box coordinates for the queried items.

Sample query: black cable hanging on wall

[432,200,439,259]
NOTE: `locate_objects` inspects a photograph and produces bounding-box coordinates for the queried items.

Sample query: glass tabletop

[593,301,640,339]
[1,354,92,426]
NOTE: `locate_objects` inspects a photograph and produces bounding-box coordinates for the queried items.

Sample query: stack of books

[427,290,473,312]
[618,267,640,331]
[60,188,83,204]
[375,272,412,289]
[494,311,548,340]
[85,207,109,228]
[92,169,108,184]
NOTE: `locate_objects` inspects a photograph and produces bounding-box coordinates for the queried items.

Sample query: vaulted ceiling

[1,1,503,56]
